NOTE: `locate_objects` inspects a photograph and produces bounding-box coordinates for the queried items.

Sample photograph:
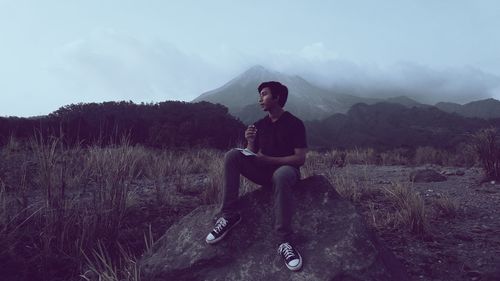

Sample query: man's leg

[273,165,303,271]
[206,149,271,244]
[220,148,272,219]
[272,165,300,242]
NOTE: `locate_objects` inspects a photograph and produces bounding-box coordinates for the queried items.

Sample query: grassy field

[0,134,494,281]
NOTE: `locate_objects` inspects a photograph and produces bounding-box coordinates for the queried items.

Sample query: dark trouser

[220,149,300,243]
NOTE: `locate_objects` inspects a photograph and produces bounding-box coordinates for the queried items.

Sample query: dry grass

[383,182,427,235]
[0,137,483,280]
[303,151,379,202]
[433,195,459,218]
[345,148,377,165]
[1,135,244,280]
[0,137,197,280]
[471,128,500,181]
[305,146,479,167]
[200,154,225,205]
[327,168,374,202]
[414,146,446,166]
[80,241,140,281]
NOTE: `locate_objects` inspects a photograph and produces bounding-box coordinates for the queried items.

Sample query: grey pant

[220,149,300,243]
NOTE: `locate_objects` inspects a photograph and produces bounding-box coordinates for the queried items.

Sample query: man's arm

[256,148,308,166]
[245,124,259,153]
[246,142,258,153]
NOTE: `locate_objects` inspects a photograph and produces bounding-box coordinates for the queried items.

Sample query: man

[205,81,308,271]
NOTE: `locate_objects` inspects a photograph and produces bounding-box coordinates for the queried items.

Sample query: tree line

[0,101,246,149]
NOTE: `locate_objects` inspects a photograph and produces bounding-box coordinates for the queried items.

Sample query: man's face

[258,87,279,111]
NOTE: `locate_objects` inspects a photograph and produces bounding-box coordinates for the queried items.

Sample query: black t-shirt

[253,111,307,166]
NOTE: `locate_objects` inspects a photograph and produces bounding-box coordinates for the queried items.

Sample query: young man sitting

[205,81,308,271]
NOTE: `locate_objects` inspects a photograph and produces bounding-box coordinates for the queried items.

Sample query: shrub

[449,142,477,168]
[471,128,500,181]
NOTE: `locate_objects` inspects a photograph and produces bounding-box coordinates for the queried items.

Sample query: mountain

[193,65,382,123]
[306,102,499,150]
[385,96,428,108]
[193,65,499,123]
[434,102,462,113]
[436,98,500,119]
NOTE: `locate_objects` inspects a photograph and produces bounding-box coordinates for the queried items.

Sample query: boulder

[441,169,466,176]
[410,169,447,182]
[139,175,408,281]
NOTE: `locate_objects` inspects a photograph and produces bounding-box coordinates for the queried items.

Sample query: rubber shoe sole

[285,252,303,271]
[205,216,242,245]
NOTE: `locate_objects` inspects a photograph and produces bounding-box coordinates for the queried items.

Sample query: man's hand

[245,125,257,144]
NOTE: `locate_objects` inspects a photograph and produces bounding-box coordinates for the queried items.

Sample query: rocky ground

[132,164,500,281]
[333,165,500,281]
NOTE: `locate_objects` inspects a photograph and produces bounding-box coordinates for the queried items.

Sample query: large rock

[410,169,447,182]
[139,175,408,281]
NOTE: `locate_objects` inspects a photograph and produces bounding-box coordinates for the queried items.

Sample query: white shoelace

[213,217,228,234]
[278,243,295,260]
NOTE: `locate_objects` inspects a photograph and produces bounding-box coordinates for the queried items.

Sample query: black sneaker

[277,242,303,271]
[205,214,242,244]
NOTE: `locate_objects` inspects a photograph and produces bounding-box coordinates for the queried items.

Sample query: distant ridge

[306,102,500,150]
[435,98,500,119]
[385,96,428,108]
[193,65,500,123]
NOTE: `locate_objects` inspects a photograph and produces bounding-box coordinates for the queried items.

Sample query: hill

[436,98,500,119]
[306,102,500,150]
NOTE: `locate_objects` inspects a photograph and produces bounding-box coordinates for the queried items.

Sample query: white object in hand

[236,148,257,156]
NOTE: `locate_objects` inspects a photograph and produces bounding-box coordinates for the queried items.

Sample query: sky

[1,0,500,117]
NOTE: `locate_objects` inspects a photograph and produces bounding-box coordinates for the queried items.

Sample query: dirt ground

[332,164,500,281]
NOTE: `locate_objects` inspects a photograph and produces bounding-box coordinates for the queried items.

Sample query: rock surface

[410,169,447,182]
[139,175,408,281]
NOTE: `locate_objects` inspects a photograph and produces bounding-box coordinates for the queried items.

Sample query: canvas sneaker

[205,214,242,244]
[278,242,303,271]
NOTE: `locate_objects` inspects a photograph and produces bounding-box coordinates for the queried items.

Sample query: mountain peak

[244,64,268,74]
[233,65,283,85]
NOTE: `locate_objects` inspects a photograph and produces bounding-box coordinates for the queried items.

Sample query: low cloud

[260,43,500,104]
[51,28,229,103]
[13,38,500,117]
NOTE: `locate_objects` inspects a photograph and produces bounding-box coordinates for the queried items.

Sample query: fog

[1,0,499,116]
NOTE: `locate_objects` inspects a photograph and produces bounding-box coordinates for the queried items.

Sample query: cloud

[256,43,500,104]
[50,28,229,103]
[14,37,500,118]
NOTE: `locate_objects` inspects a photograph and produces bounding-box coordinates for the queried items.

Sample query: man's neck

[268,107,285,122]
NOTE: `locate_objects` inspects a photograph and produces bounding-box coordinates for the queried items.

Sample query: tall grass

[471,128,500,181]
[383,182,427,235]
[81,241,141,281]
[200,154,224,205]
[0,136,154,280]
[306,146,479,167]
[0,134,242,280]
[433,195,459,218]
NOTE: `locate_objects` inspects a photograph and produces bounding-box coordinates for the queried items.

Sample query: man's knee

[272,166,299,186]
[224,148,242,164]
